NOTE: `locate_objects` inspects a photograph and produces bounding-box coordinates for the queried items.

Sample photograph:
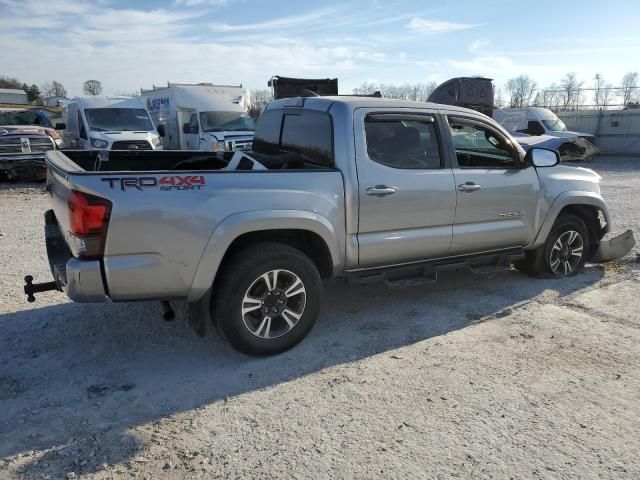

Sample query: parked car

[140,83,254,152]
[493,107,600,161]
[61,96,163,151]
[0,125,57,181]
[429,78,599,161]
[0,109,63,181]
[26,96,634,355]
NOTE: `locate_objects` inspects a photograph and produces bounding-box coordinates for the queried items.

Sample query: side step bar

[347,249,524,288]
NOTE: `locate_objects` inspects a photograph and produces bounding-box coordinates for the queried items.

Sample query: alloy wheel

[241,269,306,339]
[549,230,584,276]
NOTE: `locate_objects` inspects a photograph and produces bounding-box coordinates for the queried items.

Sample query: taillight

[67,190,112,258]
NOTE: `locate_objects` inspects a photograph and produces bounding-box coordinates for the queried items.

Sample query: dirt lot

[1,157,639,480]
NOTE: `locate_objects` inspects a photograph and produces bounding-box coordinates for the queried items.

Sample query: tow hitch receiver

[591,230,636,263]
[24,275,61,303]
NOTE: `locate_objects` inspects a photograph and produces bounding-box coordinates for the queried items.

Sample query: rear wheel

[515,213,590,277]
[213,243,322,356]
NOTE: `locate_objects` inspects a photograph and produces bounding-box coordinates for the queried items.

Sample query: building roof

[0,88,27,95]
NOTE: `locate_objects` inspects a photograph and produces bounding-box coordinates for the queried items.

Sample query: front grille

[28,137,55,153]
[0,136,54,154]
[111,140,152,150]
[225,139,253,151]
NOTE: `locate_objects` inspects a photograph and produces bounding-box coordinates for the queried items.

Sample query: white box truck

[62,96,163,150]
[140,83,255,152]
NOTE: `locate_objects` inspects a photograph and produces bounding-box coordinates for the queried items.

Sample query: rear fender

[187,210,343,303]
[530,191,610,249]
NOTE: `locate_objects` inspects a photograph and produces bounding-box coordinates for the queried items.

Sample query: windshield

[199,111,255,132]
[84,108,153,132]
[541,118,567,132]
[0,110,52,127]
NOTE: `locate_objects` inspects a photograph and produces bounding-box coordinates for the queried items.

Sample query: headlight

[90,137,109,149]
[151,136,162,147]
[211,141,226,152]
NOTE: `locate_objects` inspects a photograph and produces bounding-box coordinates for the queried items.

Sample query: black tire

[515,213,590,277]
[212,242,322,356]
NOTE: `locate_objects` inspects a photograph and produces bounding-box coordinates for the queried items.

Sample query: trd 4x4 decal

[102,175,206,191]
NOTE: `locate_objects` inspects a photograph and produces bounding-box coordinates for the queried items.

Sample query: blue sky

[1,0,639,97]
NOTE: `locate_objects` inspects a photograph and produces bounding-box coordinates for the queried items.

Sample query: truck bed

[54,150,330,173]
[44,149,345,303]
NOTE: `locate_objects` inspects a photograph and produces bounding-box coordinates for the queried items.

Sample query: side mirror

[526,147,559,167]
[55,122,66,130]
[157,124,165,137]
[183,123,198,134]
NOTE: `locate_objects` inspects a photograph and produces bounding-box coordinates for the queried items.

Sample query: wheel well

[221,229,334,279]
[557,204,604,255]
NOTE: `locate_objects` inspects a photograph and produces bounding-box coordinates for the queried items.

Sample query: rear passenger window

[280,110,333,166]
[252,110,283,154]
[365,116,441,169]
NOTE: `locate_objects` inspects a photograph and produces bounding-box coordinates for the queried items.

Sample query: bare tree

[505,75,537,107]
[593,74,616,110]
[0,75,23,89]
[560,73,584,110]
[353,81,438,102]
[248,88,273,118]
[41,80,67,98]
[494,87,506,108]
[83,80,103,96]
[620,72,639,106]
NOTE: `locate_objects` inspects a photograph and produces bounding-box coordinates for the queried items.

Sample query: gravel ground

[0,156,639,480]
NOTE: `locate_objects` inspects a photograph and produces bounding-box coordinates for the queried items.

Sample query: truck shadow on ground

[0,265,605,477]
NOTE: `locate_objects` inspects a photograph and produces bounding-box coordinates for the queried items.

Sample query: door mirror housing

[157,124,165,137]
[183,123,198,134]
[526,148,559,167]
[55,122,66,130]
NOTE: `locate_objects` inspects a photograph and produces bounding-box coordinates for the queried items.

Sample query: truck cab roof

[264,95,484,117]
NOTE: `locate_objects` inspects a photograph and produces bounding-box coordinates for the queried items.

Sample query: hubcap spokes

[242,269,306,339]
[550,230,584,276]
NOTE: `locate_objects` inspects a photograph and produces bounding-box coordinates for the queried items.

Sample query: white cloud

[408,17,481,34]
[469,39,491,53]
[0,0,91,15]
[174,0,229,5]
[212,8,337,32]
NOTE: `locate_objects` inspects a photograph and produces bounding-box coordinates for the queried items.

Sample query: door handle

[366,185,397,197]
[457,182,482,193]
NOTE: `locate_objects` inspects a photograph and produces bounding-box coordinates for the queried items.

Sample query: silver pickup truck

[25,96,634,355]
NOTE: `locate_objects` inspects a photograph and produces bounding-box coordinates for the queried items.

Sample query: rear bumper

[45,210,107,303]
[65,258,107,302]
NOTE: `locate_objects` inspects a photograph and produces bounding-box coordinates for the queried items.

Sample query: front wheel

[515,213,590,277]
[213,243,323,356]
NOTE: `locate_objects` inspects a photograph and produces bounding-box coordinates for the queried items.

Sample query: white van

[493,107,595,143]
[140,83,255,152]
[63,96,162,150]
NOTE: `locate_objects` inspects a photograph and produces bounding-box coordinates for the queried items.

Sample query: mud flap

[591,230,635,262]
[187,289,212,337]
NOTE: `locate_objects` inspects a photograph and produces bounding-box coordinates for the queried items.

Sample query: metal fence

[557,110,640,156]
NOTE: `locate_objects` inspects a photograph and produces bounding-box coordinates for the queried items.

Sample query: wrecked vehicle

[494,107,600,161]
[0,125,57,181]
[25,96,634,355]
[268,75,339,99]
[428,77,600,162]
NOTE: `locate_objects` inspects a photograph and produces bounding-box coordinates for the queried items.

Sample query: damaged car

[0,110,63,182]
[0,126,58,182]
[428,77,600,162]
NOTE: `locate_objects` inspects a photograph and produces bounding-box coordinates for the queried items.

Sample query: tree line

[499,72,639,110]
[0,76,106,103]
